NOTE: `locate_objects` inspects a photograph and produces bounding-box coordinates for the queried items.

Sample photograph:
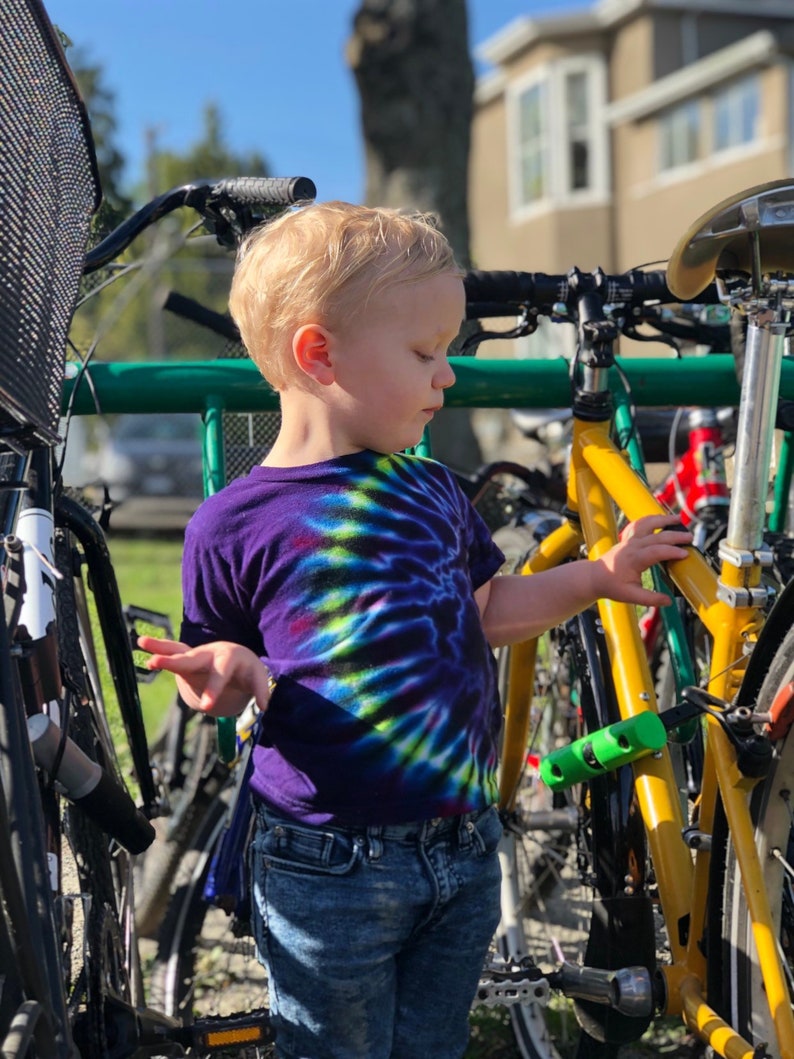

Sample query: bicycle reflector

[187,1009,274,1052]
[540,712,667,792]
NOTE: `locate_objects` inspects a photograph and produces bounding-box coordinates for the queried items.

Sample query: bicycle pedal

[475,958,550,1009]
[125,603,174,683]
[179,1008,274,1052]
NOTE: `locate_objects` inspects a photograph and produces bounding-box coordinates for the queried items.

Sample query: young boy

[140,201,690,1059]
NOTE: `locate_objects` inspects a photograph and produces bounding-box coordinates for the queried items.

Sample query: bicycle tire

[711,617,794,1051]
[54,525,143,1056]
[0,596,73,1058]
[149,792,271,1058]
[491,525,590,1059]
[135,703,231,939]
[493,521,660,1059]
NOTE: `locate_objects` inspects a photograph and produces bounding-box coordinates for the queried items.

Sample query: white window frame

[507,53,609,221]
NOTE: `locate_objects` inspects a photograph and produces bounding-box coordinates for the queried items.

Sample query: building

[467,0,793,462]
[470,0,794,277]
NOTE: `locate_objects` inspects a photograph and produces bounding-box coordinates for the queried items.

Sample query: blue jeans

[249,802,502,1059]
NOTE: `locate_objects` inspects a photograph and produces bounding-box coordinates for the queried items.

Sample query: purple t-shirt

[180,449,504,826]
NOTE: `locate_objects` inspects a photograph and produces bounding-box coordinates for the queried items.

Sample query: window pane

[521,150,545,202]
[519,84,543,140]
[565,71,590,191]
[714,94,731,151]
[713,75,759,151]
[566,72,588,132]
[659,100,699,170]
[570,141,589,190]
[741,83,759,143]
[517,82,546,205]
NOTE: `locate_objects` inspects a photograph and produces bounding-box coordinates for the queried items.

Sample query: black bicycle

[0,2,313,1055]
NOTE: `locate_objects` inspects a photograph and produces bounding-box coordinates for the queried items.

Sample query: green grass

[106,534,185,735]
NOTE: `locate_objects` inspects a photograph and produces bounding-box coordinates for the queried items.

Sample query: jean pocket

[259,818,361,878]
[467,805,503,857]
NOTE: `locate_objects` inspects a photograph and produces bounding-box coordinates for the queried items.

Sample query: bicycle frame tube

[613,389,698,698]
[727,317,785,552]
[575,415,794,1055]
[769,430,794,534]
[499,519,583,808]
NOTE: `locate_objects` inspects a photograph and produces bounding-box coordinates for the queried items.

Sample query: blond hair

[228,200,460,390]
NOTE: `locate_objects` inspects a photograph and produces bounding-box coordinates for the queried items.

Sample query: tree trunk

[347,0,483,472]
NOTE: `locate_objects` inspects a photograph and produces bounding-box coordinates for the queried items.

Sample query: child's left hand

[593,513,692,607]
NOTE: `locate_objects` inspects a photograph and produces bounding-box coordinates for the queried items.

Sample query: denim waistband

[255,800,496,844]
[365,807,495,843]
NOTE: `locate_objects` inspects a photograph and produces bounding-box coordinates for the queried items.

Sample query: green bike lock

[540,712,667,792]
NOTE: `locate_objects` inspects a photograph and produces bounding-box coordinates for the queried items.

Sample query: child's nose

[434,359,456,390]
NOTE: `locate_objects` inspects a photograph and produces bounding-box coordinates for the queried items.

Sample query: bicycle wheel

[492,526,592,1059]
[135,701,231,939]
[712,615,794,1050]
[493,523,662,1059]
[495,626,582,1059]
[149,792,272,1058]
[54,524,145,1055]
[0,602,72,1058]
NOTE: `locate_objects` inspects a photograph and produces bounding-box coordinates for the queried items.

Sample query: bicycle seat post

[725,304,787,561]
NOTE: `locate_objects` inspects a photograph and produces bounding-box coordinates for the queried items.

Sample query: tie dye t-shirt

[180,449,504,826]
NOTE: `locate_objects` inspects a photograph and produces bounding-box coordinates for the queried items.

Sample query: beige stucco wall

[610,15,654,98]
[612,64,790,269]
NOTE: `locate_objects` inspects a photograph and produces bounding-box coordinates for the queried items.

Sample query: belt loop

[366,826,383,861]
[458,812,476,848]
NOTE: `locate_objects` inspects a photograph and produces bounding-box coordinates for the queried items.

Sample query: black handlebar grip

[464,268,720,312]
[464,270,564,306]
[211,175,317,206]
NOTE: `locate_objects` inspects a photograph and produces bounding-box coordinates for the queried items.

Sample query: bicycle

[0,3,318,1055]
[461,179,794,1059]
[71,190,794,1059]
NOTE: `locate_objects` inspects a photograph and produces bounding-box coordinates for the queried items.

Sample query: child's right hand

[137,636,272,717]
[593,513,692,607]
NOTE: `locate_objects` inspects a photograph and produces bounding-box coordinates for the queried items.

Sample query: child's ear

[292,324,335,385]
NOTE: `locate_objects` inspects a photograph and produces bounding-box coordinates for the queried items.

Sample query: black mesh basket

[0,0,99,446]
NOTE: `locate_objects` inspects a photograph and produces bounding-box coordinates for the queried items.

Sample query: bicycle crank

[475,958,654,1017]
[549,962,654,1017]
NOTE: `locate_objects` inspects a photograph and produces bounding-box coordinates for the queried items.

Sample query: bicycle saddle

[667,178,794,300]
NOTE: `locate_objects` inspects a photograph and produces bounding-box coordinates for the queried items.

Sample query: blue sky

[45,0,588,204]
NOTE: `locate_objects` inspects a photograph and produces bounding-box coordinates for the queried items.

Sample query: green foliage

[73,101,271,364]
[64,47,271,364]
[152,102,269,190]
[66,46,134,233]
[107,536,185,734]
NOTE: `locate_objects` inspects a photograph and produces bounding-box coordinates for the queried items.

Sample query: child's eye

[413,351,434,364]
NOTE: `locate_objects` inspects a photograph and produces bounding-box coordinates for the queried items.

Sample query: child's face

[329,271,464,454]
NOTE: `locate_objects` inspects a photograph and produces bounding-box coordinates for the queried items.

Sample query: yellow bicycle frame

[498,413,794,1059]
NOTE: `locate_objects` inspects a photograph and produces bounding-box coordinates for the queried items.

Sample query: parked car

[96,413,204,501]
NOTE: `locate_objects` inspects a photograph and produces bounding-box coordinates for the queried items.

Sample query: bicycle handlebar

[464,267,721,318]
[83,175,316,274]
